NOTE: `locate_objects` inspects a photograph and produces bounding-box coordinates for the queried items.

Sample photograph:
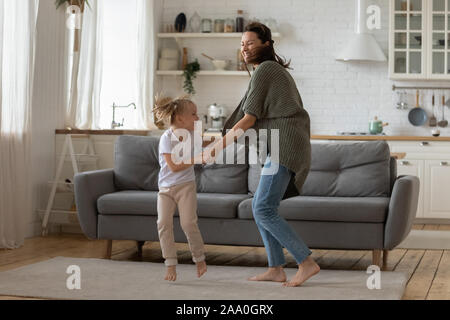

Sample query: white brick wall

[159,0,450,136]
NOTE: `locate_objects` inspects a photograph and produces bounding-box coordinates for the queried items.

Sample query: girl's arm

[162,153,194,172]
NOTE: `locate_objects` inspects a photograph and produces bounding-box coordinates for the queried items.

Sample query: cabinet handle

[440,161,448,166]
[420,141,429,146]
[400,160,409,165]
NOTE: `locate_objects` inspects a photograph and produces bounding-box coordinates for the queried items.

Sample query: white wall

[159,0,450,136]
[29,0,67,236]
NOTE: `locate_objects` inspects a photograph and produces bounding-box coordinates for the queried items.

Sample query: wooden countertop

[311,135,450,141]
[55,129,450,141]
[55,129,151,136]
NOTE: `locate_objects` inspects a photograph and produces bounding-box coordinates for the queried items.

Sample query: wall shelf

[158,32,281,39]
[156,70,250,76]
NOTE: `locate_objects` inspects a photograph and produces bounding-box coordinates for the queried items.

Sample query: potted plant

[55,0,90,11]
[183,60,200,95]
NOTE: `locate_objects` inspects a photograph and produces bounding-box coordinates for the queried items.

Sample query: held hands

[193,148,216,165]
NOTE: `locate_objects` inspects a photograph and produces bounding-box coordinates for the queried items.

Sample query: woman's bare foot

[164,265,177,281]
[283,256,320,287]
[248,266,286,282]
[196,261,207,278]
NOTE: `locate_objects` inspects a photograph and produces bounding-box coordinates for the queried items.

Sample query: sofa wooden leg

[137,241,145,258]
[382,250,389,271]
[105,240,112,259]
[372,249,382,268]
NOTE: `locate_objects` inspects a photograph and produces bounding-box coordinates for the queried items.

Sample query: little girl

[153,96,209,281]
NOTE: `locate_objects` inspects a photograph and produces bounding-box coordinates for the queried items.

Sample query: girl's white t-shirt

[158,128,202,188]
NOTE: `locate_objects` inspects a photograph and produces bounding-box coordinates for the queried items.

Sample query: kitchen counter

[55,129,151,136]
[311,135,450,141]
[55,130,450,142]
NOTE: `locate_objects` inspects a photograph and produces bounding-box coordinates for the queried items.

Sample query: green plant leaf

[183,59,200,95]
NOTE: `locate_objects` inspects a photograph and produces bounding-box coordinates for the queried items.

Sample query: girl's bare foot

[164,265,177,281]
[196,261,207,278]
[283,256,320,287]
[248,266,286,282]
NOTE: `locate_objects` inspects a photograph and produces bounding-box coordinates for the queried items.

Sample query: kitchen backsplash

[160,0,450,136]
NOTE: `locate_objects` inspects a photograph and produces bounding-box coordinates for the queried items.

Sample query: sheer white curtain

[0,0,39,248]
[135,0,158,130]
[65,0,104,129]
[66,0,158,130]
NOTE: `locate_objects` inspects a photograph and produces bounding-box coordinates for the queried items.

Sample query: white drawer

[388,141,450,159]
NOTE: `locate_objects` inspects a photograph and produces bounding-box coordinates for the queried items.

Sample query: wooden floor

[0,224,449,300]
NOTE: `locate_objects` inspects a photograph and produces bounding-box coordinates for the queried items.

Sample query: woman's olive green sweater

[222,60,311,193]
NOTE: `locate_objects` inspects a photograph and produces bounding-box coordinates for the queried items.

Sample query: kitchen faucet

[111,102,136,129]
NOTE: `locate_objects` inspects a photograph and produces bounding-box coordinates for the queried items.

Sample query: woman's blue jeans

[252,156,312,267]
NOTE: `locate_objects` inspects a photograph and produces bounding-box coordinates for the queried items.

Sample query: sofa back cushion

[114,135,160,191]
[300,141,391,197]
[114,135,248,194]
[248,141,392,197]
[195,143,248,194]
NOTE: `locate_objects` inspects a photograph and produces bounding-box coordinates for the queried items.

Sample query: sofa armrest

[74,168,116,239]
[384,175,420,249]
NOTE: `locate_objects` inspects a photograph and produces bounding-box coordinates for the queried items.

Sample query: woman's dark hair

[243,22,291,70]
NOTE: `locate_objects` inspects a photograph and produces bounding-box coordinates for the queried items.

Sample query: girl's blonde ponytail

[153,93,192,128]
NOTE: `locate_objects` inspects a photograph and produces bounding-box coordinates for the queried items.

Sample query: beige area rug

[0,257,407,300]
[397,230,450,250]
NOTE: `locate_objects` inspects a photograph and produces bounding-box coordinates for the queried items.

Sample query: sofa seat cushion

[97,191,250,219]
[238,196,390,223]
[196,193,251,218]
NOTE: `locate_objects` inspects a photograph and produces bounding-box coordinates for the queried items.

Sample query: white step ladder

[41,134,98,236]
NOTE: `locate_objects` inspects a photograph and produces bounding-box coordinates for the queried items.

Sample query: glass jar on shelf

[202,18,212,33]
[214,19,225,33]
[224,18,234,32]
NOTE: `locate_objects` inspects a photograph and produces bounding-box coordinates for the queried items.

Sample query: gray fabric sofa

[74,135,419,269]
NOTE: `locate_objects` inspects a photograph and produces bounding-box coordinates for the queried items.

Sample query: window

[99,0,138,129]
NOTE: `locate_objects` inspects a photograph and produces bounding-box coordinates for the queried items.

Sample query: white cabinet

[397,158,424,217]
[427,0,450,79]
[424,159,450,218]
[389,0,450,79]
[389,140,450,220]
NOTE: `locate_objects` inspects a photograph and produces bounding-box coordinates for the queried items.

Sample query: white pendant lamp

[336,0,387,62]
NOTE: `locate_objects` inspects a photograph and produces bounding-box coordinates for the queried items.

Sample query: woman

[203,22,320,287]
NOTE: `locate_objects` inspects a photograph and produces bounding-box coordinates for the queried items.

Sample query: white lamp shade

[336,33,387,62]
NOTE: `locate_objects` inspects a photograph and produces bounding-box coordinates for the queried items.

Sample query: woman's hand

[194,113,257,166]
[194,149,216,165]
[208,113,257,157]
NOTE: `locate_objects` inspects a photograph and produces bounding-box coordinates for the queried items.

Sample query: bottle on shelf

[236,10,244,32]
[182,47,188,70]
